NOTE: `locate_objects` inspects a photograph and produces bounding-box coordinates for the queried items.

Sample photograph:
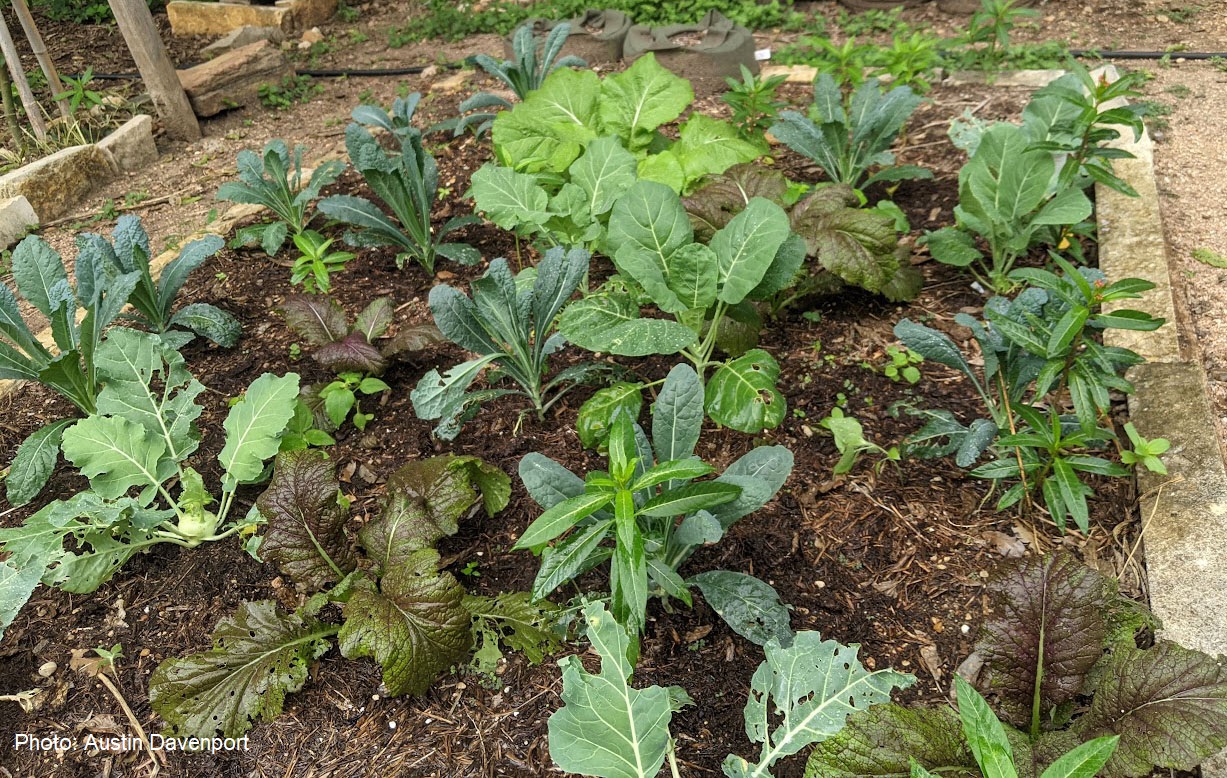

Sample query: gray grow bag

[502,9,633,66]
[623,10,757,87]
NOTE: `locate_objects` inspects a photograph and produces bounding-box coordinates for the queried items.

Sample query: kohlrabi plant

[683,164,923,304]
[895,259,1164,532]
[769,74,932,191]
[216,139,344,257]
[149,452,562,739]
[807,552,1227,778]
[451,20,587,137]
[412,246,613,440]
[0,329,299,642]
[318,118,479,273]
[468,54,762,249]
[559,180,805,432]
[515,364,794,641]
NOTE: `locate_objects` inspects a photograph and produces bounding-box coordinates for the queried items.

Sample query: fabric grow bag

[502,9,633,66]
[622,10,758,87]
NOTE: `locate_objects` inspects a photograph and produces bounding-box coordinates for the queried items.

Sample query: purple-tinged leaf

[256,449,358,590]
[978,552,1111,729]
[682,163,789,241]
[314,331,387,375]
[804,705,974,778]
[279,294,348,345]
[380,324,446,359]
[354,297,394,342]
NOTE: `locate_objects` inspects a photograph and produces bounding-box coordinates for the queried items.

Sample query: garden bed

[0,72,1163,778]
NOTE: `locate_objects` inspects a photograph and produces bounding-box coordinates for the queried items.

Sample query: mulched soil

[0,74,1151,778]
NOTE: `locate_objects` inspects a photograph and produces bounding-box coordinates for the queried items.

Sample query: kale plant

[515,364,794,640]
[895,259,1165,532]
[411,246,612,440]
[806,553,1227,778]
[216,140,344,257]
[769,74,932,191]
[559,180,805,432]
[0,329,299,641]
[318,118,479,273]
[148,452,562,738]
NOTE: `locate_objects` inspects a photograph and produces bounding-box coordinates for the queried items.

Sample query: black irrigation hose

[73,49,1227,82]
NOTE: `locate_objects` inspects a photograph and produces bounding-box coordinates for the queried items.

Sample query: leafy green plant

[724,632,914,777]
[723,65,788,139]
[1119,423,1169,474]
[820,407,900,475]
[53,68,104,114]
[289,230,354,293]
[683,164,923,304]
[895,259,1165,532]
[316,372,388,431]
[412,246,611,440]
[351,93,422,141]
[452,21,587,137]
[955,0,1040,72]
[515,364,794,639]
[216,140,344,257]
[257,74,323,110]
[806,553,1227,778]
[318,119,479,273]
[875,344,923,383]
[559,180,803,432]
[548,601,693,778]
[148,452,559,739]
[0,329,299,641]
[769,74,931,191]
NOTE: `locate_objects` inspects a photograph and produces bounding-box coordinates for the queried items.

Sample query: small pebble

[38,661,57,678]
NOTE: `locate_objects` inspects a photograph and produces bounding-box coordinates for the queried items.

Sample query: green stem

[667,738,682,778]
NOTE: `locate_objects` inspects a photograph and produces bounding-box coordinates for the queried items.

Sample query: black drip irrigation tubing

[73,50,1227,82]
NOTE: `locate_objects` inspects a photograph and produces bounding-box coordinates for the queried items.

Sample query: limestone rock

[167,0,290,36]
[178,40,294,117]
[0,196,38,250]
[98,115,159,173]
[0,145,112,221]
[202,25,285,59]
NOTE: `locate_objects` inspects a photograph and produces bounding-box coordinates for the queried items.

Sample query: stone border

[166,0,337,37]
[0,115,159,245]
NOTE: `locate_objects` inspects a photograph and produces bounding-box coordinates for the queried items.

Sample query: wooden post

[0,13,47,142]
[11,0,71,121]
[106,0,200,142]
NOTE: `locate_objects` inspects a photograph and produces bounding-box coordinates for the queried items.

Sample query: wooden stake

[10,0,71,121]
[0,60,23,152]
[0,13,47,142]
[106,0,200,142]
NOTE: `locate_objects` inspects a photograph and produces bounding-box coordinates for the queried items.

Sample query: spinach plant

[149,452,562,739]
[216,140,344,257]
[807,553,1227,778]
[318,119,479,273]
[451,20,586,137]
[0,329,299,641]
[515,364,794,640]
[559,180,804,432]
[684,164,923,304]
[412,246,611,440]
[769,74,932,191]
[895,259,1164,532]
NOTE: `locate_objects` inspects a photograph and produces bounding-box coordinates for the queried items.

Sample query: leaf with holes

[705,350,786,433]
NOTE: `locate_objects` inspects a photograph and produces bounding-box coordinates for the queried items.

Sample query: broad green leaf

[804,704,974,778]
[923,226,981,267]
[515,492,613,549]
[0,553,42,642]
[338,550,471,696]
[606,181,695,314]
[61,415,165,501]
[599,54,692,152]
[636,151,686,192]
[168,303,241,348]
[1031,186,1093,228]
[1039,736,1119,778]
[519,452,586,510]
[559,294,696,356]
[257,449,358,590]
[639,482,741,517]
[469,164,551,230]
[570,137,639,216]
[220,373,300,489]
[653,363,704,463]
[709,446,794,529]
[962,123,1052,229]
[11,235,68,318]
[493,67,601,172]
[410,355,499,421]
[894,319,978,383]
[5,420,71,507]
[672,115,764,189]
[578,383,644,450]
[690,571,791,647]
[548,601,687,778]
[148,600,335,738]
[705,350,786,433]
[956,676,1018,778]
[723,632,915,777]
[664,243,719,312]
[712,198,791,305]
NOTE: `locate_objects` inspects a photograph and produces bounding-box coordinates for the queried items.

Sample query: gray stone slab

[942,69,1066,87]
[0,196,38,250]
[97,115,158,173]
[202,25,284,59]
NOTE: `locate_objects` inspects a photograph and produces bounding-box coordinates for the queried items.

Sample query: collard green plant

[451,21,587,137]
[724,632,915,778]
[515,364,794,640]
[216,140,344,257]
[683,164,923,304]
[769,74,931,191]
[559,180,803,432]
[807,553,1227,778]
[96,215,241,349]
[148,452,556,739]
[895,259,1164,532]
[412,246,611,440]
[318,119,479,273]
[548,601,693,778]
[0,329,299,641]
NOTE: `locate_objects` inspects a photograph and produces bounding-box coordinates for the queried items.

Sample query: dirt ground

[0,0,1223,776]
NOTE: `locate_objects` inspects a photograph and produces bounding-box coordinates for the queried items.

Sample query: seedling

[1120,423,1170,474]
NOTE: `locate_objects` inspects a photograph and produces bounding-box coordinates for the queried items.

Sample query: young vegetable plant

[515,364,794,641]
[769,74,932,192]
[820,407,900,475]
[351,93,423,141]
[559,180,804,432]
[0,329,299,642]
[723,64,788,140]
[149,452,562,739]
[412,246,613,440]
[318,117,479,273]
[807,553,1227,778]
[289,230,354,294]
[216,140,344,257]
[316,372,388,431]
[450,20,587,137]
